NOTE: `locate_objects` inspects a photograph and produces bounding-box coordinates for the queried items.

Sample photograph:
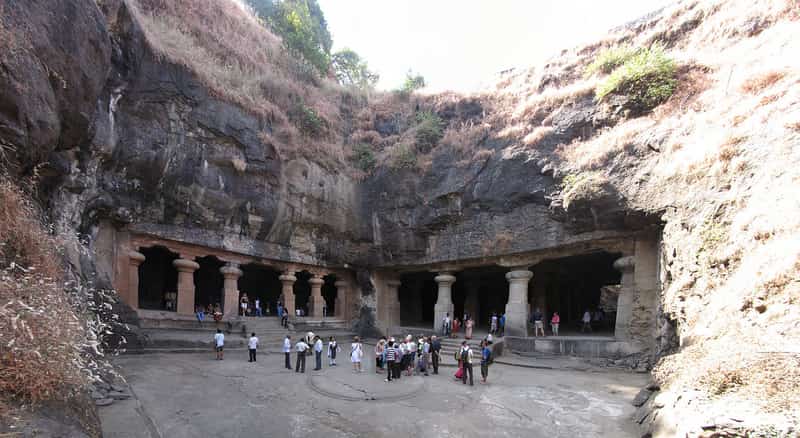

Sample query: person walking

[499,313,506,337]
[214,329,225,361]
[350,336,363,372]
[384,341,397,382]
[196,305,205,327]
[490,313,498,334]
[254,299,262,317]
[582,309,592,333]
[374,339,385,373]
[460,341,474,386]
[430,335,441,375]
[313,336,324,370]
[551,312,560,336]
[532,307,545,337]
[465,317,474,340]
[442,313,451,336]
[248,332,259,362]
[277,302,283,320]
[327,336,340,366]
[283,335,292,369]
[295,337,309,373]
[480,340,492,384]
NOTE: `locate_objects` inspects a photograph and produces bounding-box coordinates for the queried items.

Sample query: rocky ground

[100,352,646,438]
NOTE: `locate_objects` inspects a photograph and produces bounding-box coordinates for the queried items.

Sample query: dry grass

[740,71,786,94]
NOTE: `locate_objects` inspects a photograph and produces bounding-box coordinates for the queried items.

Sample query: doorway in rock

[238,264,282,316]
[398,272,436,326]
[193,256,224,312]
[137,246,179,311]
[293,271,312,316]
[322,274,337,317]
[532,251,621,334]
[453,267,509,329]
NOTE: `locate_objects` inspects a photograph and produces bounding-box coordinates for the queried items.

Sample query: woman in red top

[551,312,560,336]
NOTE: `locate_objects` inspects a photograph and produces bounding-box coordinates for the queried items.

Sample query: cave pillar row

[280,271,296,317]
[433,272,456,332]
[385,280,402,335]
[220,263,242,319]
[505,269,533,337]
[127,251,145,310]
[173,258,200,316]
[613,256,635,340]
[310,274,325,318]
[334,280,348,319]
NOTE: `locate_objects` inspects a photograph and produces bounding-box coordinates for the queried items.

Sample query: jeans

[462,363,474,385]
[431,351,439,374]
[481,363,488,380]
[315,351,322,370]
[386,360,396,380]
[296,352,306,372]
[285,352,291,369]
[249,349,256,362]
[255,308,262,317]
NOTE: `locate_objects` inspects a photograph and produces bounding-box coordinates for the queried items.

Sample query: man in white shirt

[443,313,451,336]
[460,341,474,386]
[248,332,259,362]
[254,299,261,317]
[313,336,324,370]
[295,338,309,373]
[283,335,292,370]
[214,329,225,360]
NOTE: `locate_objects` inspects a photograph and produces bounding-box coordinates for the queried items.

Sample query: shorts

[534,321,543,328]
[216,346,224,352]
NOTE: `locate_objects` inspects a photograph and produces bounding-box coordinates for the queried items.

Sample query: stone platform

[504,335,643,359]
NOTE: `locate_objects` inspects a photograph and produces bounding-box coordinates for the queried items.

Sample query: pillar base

[503,305,529,337]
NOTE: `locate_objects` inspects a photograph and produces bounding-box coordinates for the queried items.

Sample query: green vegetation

[595,44,677,111]
[584,45,638,77]
[401,70,426,93]
[291,103,326,137]
[391,144,417,170]
[331,48,380,90]
[351,143,376,171]
[414,110,443,152]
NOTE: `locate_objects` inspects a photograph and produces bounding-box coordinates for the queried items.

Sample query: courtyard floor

[99,352,647,437]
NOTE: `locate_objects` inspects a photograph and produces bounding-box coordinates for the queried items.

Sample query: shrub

[414,110,443,152]
[291,103,326,137]
[585,45,638,76]
[351,143,376,171]
[595,44,677,112]
[390,144,417,170]
[401,70,426,94]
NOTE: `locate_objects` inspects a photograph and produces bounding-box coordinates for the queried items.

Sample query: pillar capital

[279,273,297,284]
[129,250,146,266]
[309,276,325,287]
[613,256,635,273]
[434,272,456,285]
[505,269,533,282]
[220,263,243,279]
[172,258,199,273]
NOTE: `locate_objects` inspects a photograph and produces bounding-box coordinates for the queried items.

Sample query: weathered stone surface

[632,388,653,407]
[95,398,114,407]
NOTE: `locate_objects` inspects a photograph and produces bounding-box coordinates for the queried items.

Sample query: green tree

[401,70,426,93]
[331,49,379,90]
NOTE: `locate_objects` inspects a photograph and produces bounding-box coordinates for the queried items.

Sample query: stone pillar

[334,281,348,319]
[220,263,242,319]
[279,271,296,317]
[505,269,533,337]
[128,251,145,310]
[464,282,480,323]
[433,272,456,332]
[386,280,402,334]
[310,275,325,318]
[613,256,635,340]
[173,258,200,316]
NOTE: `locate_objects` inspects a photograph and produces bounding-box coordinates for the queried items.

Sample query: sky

[318,0,673,93]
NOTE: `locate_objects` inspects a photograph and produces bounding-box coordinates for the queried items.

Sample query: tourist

[295,337,309,372]
[394,339,404,380]
[327,336,340,366]
[420,337,430,376]
[551,312,560,336]
[350,336,363,372]
[240,294,249,316]
[254,298,262,317]
[283,335,292,369]
[430,335,441,375]
[406,336,416,376]
[313,336,324,370]
[213,303,223,322]
[380,336,387,371]
[460,341,474,386]
[452,318,460,338]
[384,341,397,382]
[532,307,545,337]
[490,313,498,334]
[499,313,506,337]
[214,329,225,360]
[480,340,491,384]
[465,316,474,340]
[195,305,205,327]
[582,309,592,332]
[374,338,385,373]
[281,307,289,328]
[442,313,451,336]
[248,332,259,362]
[485,332,494,345]
[277,302,283,320]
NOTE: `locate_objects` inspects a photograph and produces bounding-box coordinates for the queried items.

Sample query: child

[327,336,340,366]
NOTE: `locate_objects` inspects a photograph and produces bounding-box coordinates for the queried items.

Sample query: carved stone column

[128,251,145,310]
[505,269,533,337]
[279,271,296,317]
[334,280,348,319]
[613,256,635,340]
[310,275,325,318]
[173,258,200,316]
[386,280,402,335]
[433,272,456,332]
[220,263,243,319]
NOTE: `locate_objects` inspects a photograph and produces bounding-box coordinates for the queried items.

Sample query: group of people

[196,303,224,325]
[440,313,478,339]
[373,335,440,380]
[283,333,359,373]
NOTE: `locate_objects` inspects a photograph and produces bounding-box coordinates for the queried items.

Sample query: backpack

[460,348,469,363]
[485,348,493,364]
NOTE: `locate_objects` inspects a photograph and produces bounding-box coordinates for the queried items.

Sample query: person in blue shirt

[498,313,506,337]
[480,340,492,384]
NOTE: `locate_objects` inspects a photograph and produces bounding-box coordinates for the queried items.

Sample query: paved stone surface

[100,352,647,437]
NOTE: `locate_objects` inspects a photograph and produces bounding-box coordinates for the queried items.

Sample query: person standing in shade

[430,335,441,375]
[582,309,593,332]
[277,302,283,321]
[295,337,308,373]
[374,339,385,373]
[532,307,545,337]
[465,316,474,340]
[214,329,225,361]
[384,341,397,382]
[283,335,292,369]
[281,307,289,328]
[490,313,498,334]
[551,312,560,336]
[499,313,506,337]
[327,336,340,366]
[460,341,474,386]
[248,332,259,362]
[196,305,205,327]
[480,340,492,384]
[442,313,451,336]
[313,336,324,370]
[254,298,262,317]
[350,336,363,372]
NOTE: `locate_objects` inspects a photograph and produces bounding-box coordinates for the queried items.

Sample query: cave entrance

[293,271,312,316]
[453,267,509,329]
[398,272,437,327]
[193,256,224,312]
[238,264,282,316]
[137,246,179,311]
[531,251,621,335]
[322,274,337,317]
